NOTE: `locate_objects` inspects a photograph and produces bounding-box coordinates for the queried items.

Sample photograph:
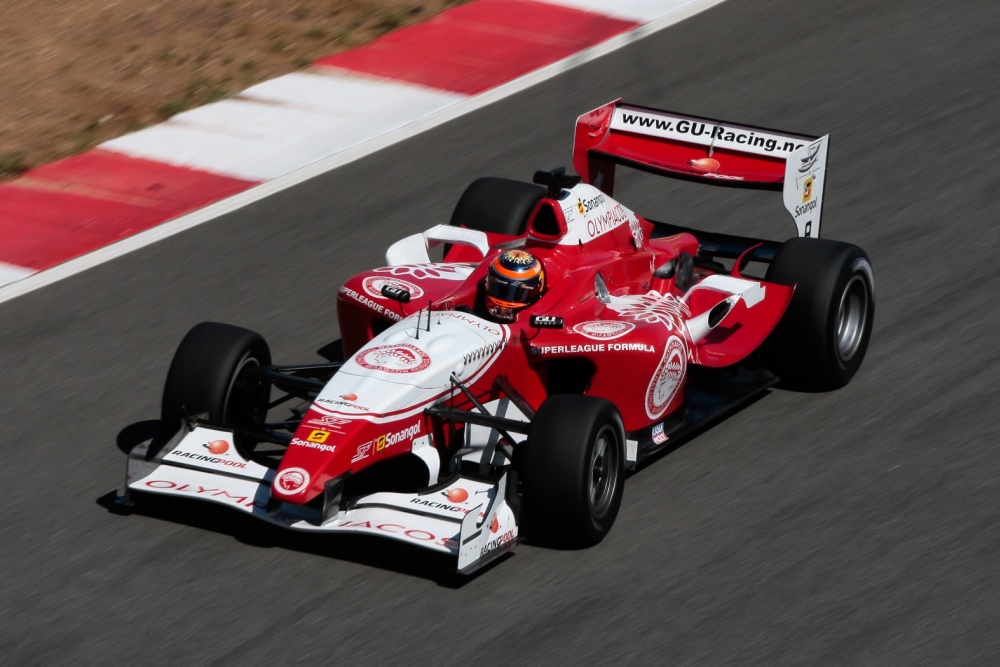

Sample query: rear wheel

[450,177,545,236]
[161,322,271,437]
[521,395,625,546]
[763,238,875,390]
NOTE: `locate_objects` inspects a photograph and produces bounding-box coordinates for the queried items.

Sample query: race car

[123,100,875,574]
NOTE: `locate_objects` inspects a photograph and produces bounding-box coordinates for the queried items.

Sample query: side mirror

[380,284,411,303]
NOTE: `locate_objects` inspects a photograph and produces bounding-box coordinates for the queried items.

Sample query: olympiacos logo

[362,276,424,300]
[645,336,686,419]
[275,467,310,494]
[571,320,635,340]
[355,344,431,374]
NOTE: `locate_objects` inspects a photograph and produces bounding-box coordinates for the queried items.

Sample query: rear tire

[763,238,875,391]
[521,395,625,546]
[450,177,545,236]
[161,322,271,437]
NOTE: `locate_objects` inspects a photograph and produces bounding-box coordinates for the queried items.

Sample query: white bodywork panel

[783,135,829,239]
[127,426,518,572]
[385,224,491,266]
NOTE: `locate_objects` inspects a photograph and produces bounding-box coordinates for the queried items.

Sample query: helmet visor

[485,273,537,305]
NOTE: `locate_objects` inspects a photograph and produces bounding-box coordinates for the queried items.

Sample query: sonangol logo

[204,440,229,455]
[275,467,310,494]
[356,344,431,374]
[572,320,635,340]
[645,336,687,419]
[362,276,424,301]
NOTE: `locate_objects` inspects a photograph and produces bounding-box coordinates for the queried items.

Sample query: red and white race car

[124,100,875,574]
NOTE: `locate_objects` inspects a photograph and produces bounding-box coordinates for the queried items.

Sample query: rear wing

[573,100,828,238]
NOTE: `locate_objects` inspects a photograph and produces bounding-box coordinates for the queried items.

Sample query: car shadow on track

[96,487,507,587]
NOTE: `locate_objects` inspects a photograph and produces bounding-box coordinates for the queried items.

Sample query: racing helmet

[484,249,545,322]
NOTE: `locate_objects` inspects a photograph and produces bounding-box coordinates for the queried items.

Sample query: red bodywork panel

[272,103,809,506]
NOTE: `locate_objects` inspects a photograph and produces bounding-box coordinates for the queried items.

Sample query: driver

[484,249,545,322]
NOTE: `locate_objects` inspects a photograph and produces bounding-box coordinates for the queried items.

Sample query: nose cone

[271,415,356,504]
[271,311,509,504]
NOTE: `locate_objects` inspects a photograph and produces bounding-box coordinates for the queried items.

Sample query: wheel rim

[588,425,621,519]
[836,274,869,362]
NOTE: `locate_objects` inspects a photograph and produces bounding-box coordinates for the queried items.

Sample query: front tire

[521,395,626,546]
[763,238,875,391]
[161,322,271,437]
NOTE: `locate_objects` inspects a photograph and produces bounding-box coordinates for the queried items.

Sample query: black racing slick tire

[450,177,545,236]
[763,238,875,391]
[160,322,271,437]
[521,395,626,547]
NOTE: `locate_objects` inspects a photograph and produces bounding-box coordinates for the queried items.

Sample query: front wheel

[521,395,626,546]
[160,322,271,437]
[763,238,875,391]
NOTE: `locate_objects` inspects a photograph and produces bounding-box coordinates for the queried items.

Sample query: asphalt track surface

[3,0,999,663]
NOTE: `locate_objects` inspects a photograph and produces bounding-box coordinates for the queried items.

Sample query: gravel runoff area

[0,0,469,179]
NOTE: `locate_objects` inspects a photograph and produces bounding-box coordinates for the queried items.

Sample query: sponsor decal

[798,142,821,172]
[307,429,329,443]
[480,529,515,557]
[305,415,351,431]
[585,203,630,240]
[275,467,310,494]
[490,515,500,534]
[317,396,372,412]
[803,176,813,203]
[652,422,668,445]
[352,441,372,463]
[613,109,806,156]
[339,285,403,322]
[373,263,476,281]
[204,440,229,455]
[168,449,247,469]
[703,172,744,181]
[290,437,336,454]
[410,498,471,514]
[143,480,256,508]
[577,193,605,215]
[528,342,655,355]
[794,198,818,218]
[437,311,504,336]
[356,344,431,374]
[444,487,469,503]
[362,275,424,301]
[572,320,635,340]
[629,215,644,247]
[341,393,357,401]
[688,157,721,173]
[335,520,455,548]
[375,421,422,451]
[645,336,686,419]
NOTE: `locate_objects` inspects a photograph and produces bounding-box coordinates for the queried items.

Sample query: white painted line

[0,0,727,305]
[541,0,717,23]
[0,262,35,289]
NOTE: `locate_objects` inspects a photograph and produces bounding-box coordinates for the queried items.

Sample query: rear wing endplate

[573,100,828,238]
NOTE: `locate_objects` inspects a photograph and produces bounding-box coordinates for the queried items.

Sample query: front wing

[124,426,518,574]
